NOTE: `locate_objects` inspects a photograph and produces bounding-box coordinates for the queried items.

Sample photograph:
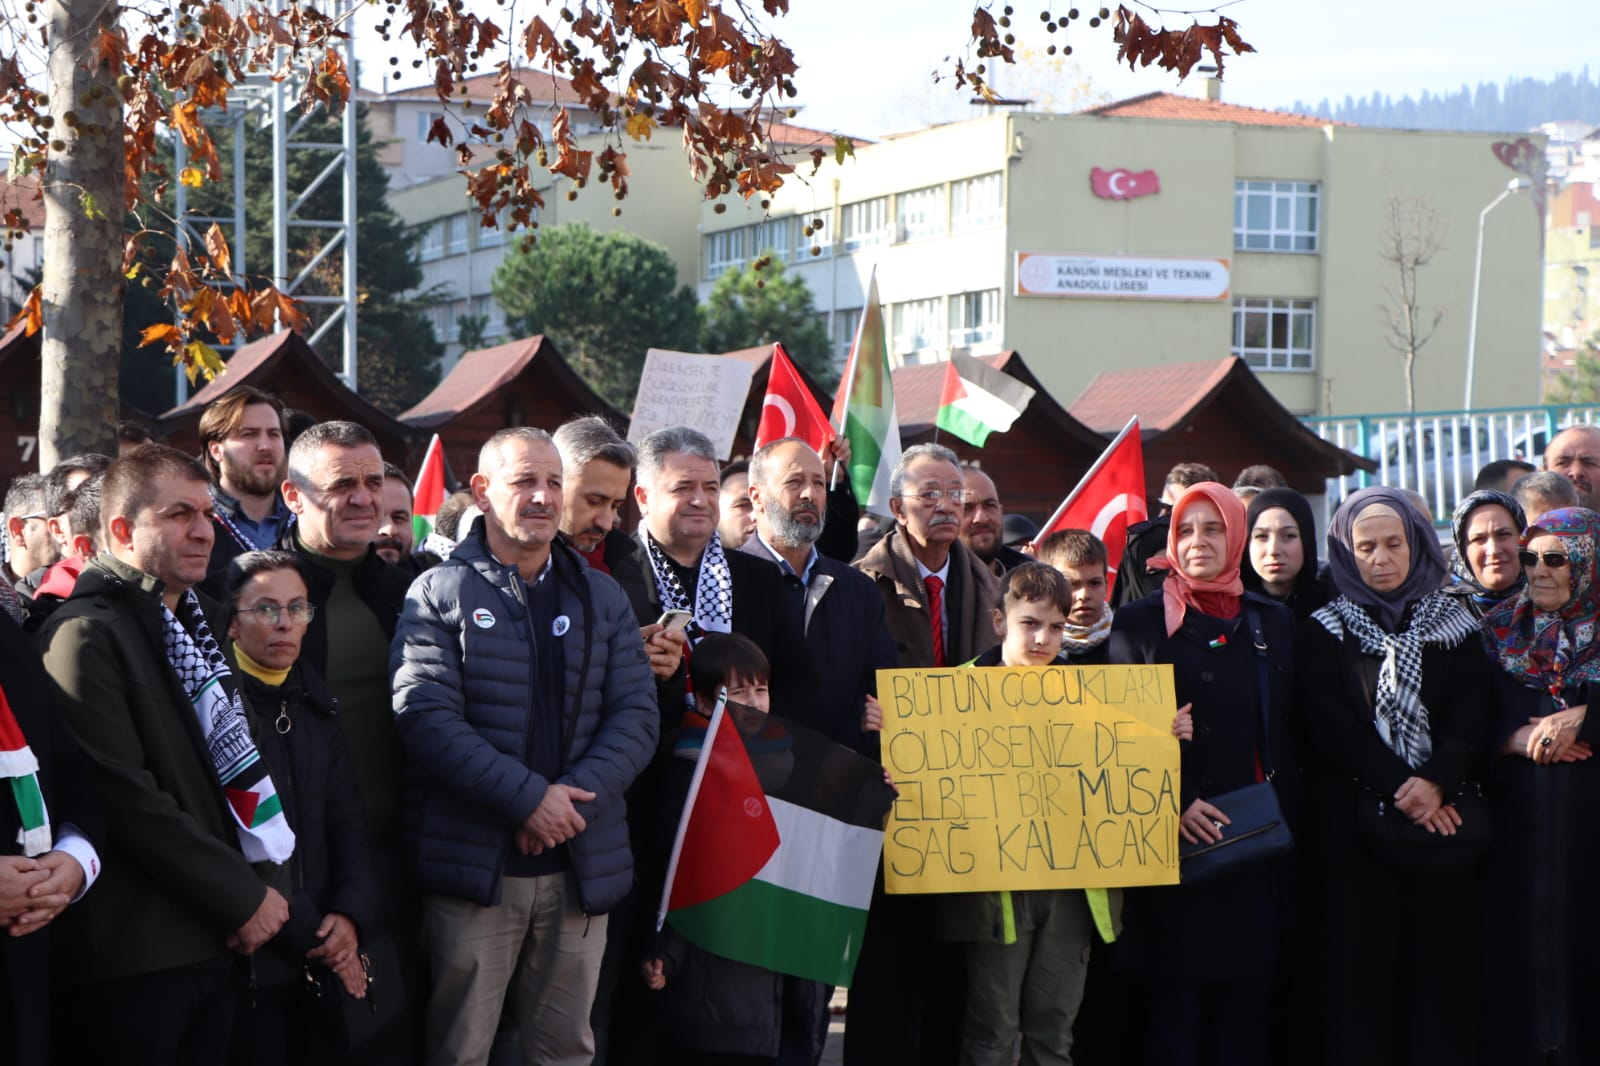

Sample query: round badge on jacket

[471,607,495,629]
[553,615,571,637]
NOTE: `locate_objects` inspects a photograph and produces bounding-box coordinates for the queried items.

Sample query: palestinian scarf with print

[162,590,295,864]
[1062,603,1115,653]
[1482,508,1600,694]
[644,530,734,637]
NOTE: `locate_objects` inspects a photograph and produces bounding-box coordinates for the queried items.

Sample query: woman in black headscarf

[1297,487,1492,1066]
[1240,488,1329,621]
[1444,489,1526,619]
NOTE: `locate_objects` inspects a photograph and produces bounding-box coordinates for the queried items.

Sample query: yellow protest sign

[878,663,1181,894]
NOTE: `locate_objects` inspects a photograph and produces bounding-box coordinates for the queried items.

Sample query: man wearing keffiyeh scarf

[37,445,290,1064]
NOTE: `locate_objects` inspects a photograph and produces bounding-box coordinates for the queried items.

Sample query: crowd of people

[3,384,1600,1066]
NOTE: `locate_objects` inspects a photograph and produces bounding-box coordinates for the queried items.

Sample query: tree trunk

[39,0,125,468]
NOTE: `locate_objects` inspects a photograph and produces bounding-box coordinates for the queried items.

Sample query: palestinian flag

[0,683,50,857]
[412,434,453,555]
[660,694,893,988]
[935,353,1036,447]
[830,272,901,516]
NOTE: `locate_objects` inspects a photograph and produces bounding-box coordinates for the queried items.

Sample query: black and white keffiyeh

[644,531,734,636]
[1312,591,1478,768]
[162,590,295,864]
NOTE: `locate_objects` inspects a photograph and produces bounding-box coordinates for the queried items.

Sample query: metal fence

[1304,405,1600,525]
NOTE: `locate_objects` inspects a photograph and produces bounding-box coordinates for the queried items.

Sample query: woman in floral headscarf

[1107,483,1300,1066]
[1480,507,1600,1065]
[1298,486,1492,1066]
[1444,489,1526,619]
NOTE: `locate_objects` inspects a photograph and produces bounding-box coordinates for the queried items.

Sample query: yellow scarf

[234,645,290,687]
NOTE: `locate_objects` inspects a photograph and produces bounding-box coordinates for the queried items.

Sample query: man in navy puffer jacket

[391,427,657,1066]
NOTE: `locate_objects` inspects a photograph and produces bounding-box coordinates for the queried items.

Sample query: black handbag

[303,932,405,1053]
[1179,606,1294,884]
[1354,780,1493,874]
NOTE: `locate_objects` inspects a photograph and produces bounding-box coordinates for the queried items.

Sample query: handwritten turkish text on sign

[879,663,1181,894]
[1014,252,1230,301]
[627,349,756,461]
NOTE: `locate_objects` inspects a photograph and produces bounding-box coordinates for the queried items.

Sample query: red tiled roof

[1080,91,1347,129]
[763,118,871,150]
[401,335,549,428]
[1069,357,1236,433]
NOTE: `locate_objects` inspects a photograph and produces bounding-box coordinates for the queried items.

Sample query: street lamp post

[1464,177,1533,411]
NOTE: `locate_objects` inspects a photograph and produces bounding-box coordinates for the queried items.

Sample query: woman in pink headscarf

[1107,482,1302,1066]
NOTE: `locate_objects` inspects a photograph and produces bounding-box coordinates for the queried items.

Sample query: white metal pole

[1464,178,1529,411]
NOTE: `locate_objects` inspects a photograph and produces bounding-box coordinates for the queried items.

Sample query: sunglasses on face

[1518,550,1572,570]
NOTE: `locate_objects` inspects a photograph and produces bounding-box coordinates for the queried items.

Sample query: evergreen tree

[491,223,699,410]
[186,104,442,414]
[699,258,835,389]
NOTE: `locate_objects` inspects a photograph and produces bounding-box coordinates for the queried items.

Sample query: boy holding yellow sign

[939,562,1192,1066]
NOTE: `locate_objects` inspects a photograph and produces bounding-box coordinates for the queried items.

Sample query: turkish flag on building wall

[1035,416,1147,580]
[755,344,836,453]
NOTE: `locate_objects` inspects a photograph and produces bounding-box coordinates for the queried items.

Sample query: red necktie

[925,575,945,667]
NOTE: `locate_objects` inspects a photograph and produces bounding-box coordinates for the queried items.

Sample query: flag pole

[829,266,877,491]
[656,689,729,932]
[1038,415,1141,535]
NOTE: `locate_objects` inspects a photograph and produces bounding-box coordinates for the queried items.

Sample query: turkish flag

[1089,167,1161,201]
[755,344,835,453]
[1035,417,1148,580]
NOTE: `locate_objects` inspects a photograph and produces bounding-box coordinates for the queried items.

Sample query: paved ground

[819,988,846,1066]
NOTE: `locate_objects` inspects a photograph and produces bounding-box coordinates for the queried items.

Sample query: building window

[418,221,444,262]
[705,228,747,279]
[949,289,1000,349]
[1233,297,1315,370]
[478,221,506,249]
[445,214,469,256]
[952,173,1004,232]
[794,209,832,260]
[473,294,505,337]
[892,297,943,362]
[752,217,792,263]
[1234,180,1320,252]
[843,198,890,252]
[832,307,862,369]
[896,185,945,242]
[417,110,446,141]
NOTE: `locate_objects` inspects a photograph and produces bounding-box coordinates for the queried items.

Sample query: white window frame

[793,209,832,261]
[843,198,890,252]
[948,289,1000,349]
[445,214,469,256]
[892,297,943,361]
[705,228,747,279]
[1233,297,1316,371]
[752,217,792,263]
[951,173,1004,232]
[831,307,863,369]
[1234,180,1320,253]
[896,185,945,243]
[418,221,445,262]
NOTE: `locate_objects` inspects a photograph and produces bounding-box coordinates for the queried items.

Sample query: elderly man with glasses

[848,443,999,1066]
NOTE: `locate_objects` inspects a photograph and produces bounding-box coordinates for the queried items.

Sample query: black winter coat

[235,662,378,988]
[1107,590,1301,982]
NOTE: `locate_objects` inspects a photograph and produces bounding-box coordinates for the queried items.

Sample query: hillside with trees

[1291,69,1600,131]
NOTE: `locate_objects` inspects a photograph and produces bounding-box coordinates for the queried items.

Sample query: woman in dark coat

[1298,487,1491,1066]
[1444,489,1526,619]
[1240,487,1329,621]
[1479,508,1600,1065]
[223,550,379,1066]
[1108,482,1300,1066]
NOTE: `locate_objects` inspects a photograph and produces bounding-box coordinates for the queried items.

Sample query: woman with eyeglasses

[1297,487,1491,1066]
[222,550,379,1066]
[1444,490,1527,619]
[1479,508,1600,1064]
[1107,482,1301,1066]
